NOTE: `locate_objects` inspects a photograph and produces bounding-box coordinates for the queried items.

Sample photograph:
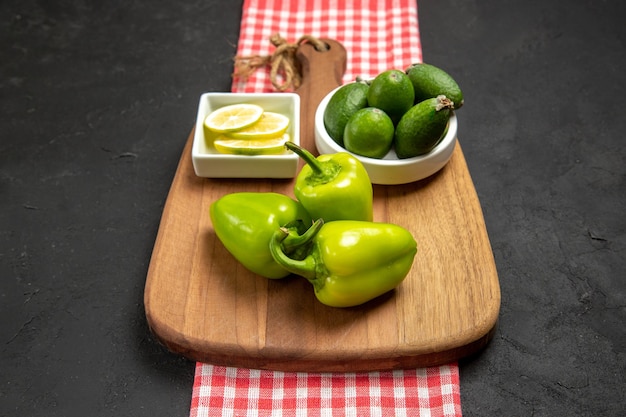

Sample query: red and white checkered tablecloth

[190,1,463,416]
[231,0,423,92]
[191,363,461,417]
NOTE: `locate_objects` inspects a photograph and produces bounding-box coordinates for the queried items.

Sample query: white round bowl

[314,85,458,185]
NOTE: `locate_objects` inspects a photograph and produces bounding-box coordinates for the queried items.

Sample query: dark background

[1,0,624,416]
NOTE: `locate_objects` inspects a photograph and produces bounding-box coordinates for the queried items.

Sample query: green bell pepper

[269,219,417,307]
[210,192,312,279]
[285,142,373,222]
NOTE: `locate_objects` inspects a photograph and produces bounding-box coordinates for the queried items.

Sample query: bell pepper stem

[269,219,324,281]
[284,141,325,176]
[281,218,324,253]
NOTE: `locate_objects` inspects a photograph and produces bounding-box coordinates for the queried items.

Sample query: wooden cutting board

[144,39,500,372]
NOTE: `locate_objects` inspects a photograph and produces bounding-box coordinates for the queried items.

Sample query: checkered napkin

[191,364,461,417]
[231,0,423,92]
[190,1,462,416]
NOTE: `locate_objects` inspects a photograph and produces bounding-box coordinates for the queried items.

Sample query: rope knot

[233,33,328,91]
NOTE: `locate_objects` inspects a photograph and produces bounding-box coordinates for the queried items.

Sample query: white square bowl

[191,92,300,178]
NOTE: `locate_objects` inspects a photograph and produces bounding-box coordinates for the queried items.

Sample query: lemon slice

[226,112,290,139]
[204,103,264,133]
[213,134,291,155]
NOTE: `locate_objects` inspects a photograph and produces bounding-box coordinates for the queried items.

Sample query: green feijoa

[343,107,395,159]
[406,63,464,109]
[366,69,415,125]
[394,95,454,159]
[323,81,369,146]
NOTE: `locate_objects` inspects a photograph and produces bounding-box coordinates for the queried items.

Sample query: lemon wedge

[226,112,290,140]
[204,103,264,133]
[213,134,291,155]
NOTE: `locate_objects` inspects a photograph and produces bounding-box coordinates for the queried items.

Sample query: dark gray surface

[1,0,624,416]
[421,2,626,416]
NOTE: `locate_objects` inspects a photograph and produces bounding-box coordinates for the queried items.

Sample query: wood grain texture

[144,39,501,372]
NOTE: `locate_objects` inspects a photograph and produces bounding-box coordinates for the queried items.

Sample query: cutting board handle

[296,38,347,153]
